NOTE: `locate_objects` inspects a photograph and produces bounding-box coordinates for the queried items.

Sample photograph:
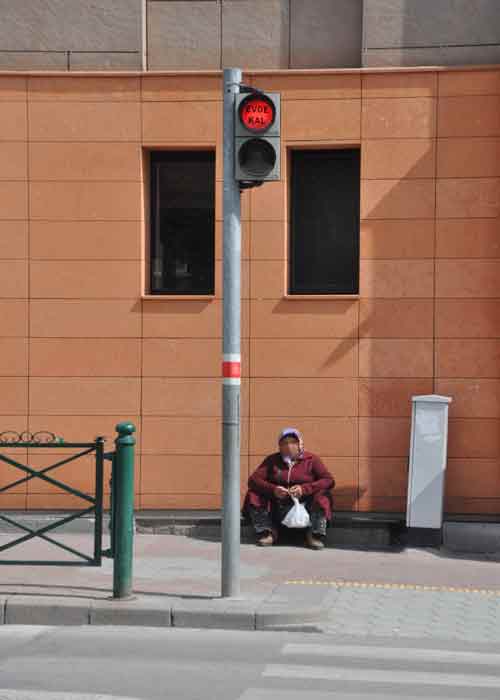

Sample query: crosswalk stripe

[0,693,144,700]
[238,689,444,700]
[282,642,500,667]
[263,664,500,689]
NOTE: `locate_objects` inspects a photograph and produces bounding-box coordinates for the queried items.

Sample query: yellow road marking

[284,580,500,596]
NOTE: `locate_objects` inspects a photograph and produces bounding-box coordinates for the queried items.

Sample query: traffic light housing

[234,91,280,184]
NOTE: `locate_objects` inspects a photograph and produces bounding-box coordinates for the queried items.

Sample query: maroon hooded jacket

[245,451,335,521]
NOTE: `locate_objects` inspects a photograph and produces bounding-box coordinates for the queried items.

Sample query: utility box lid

[412,394,452,404]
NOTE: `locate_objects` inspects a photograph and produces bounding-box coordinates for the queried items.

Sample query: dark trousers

[247,492,331,537]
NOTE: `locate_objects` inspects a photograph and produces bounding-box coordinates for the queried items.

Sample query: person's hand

[289,485,303,498]
[273,486,289,500]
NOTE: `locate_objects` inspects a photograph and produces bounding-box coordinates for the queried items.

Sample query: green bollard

[113,421,136,599]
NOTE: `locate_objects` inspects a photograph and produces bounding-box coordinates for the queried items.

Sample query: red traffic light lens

[239,95,275,133]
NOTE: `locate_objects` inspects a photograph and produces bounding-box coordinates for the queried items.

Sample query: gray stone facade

[0,0,498,71]
[363,0,500,67]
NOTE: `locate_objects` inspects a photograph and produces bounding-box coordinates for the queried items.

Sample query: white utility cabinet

[406,394,452,531]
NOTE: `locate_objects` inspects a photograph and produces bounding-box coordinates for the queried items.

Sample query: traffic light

[234,91,280,184]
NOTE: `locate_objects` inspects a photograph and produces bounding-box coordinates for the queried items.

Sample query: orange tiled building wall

[0,68,499,515]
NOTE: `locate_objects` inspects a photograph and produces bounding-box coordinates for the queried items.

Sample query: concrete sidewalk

[0,531,498,633]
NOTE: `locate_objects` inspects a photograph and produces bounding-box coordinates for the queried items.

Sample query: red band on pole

[222,361,241,378]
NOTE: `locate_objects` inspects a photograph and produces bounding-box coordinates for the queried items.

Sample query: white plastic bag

[281,497,311,529]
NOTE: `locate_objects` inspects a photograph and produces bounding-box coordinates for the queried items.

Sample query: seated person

[243,427,334,550]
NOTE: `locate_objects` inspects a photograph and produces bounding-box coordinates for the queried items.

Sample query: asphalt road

[0,626,499,700]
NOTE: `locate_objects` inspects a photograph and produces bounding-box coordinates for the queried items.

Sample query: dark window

[150,151,215,295]
[289,149,360,295]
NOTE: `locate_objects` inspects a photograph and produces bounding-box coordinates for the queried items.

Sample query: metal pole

[221,67,242,598]
[112,421,136,599]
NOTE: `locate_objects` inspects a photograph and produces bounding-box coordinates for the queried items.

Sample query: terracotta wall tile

[283,99,361,140]
[251,74,361,100]
[0,77,27,101]
[437,339,500,378]
[30,338,141,377]
[362,139,435,180]
[0,417,28,437]
[439,70,500,97]
[250,260,285,299]
[142,101,218,142]
[30,261,141,299]
[29,102,141,141]
[141,455,223,494]
[362,98,436,138]
[28,415,141,446]
[140,493,222,509]
[436,299,500,338]
[448,418,500,459]
[361,179,435,219]
[444,497,500,515]
[437,96,500,137]
[359,417,410,457]
[142,417,231,455]
[142,75,220,102]
[0,260,28,298]
[30,221,142,261]
[362,72,437,98]
[29,76,140,101]
[360,260,434,298]
[26,494,103,510]
[250,181,286,221]
[0,457,27,494]
[250,299,358,339]
[0,486,26,504]
[142,299,222,338]
[30,299,141,338]
[436,260,500,298]
[357,495,406,513]
[436,379,500,418]
[25,453,97,496]
[0,338,28,376]
[435,219,499,258]
[29,378,141,415]
[142,378,249,417]
[30,182,142,221]
[0,379,28,414]
[0,300,28,337]
[360,220,434,259]
[0,222,28,259]
[142,338,242,377]
[359,339,433,378]
[251,378,357,417]
[359,457,408,498]
[0,143,27,180]
[445,459,500,499]
[250,339,357,378]
[29,143,141,182]
[359,299,433,338]
[249,417,357,457]
[1,103,27,141]
[437,138,500,178]
[323,457,358,510]
[0,182,28,220]
[436,178,500,219]
[249,221,286,260]
[359,378,433,417]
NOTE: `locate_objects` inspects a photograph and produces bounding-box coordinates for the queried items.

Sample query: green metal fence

[0,422,136,598]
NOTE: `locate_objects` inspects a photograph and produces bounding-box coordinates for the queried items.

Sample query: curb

[0,584,334,631]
